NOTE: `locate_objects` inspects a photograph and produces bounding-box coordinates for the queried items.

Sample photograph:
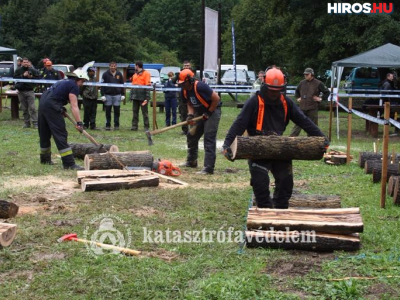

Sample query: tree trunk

[246,231,360,252]
[372,163,400,183]
[247,208,363,234]
[0,200,19,219]
[388,176,399,197]
[0,223,17,248]
[231,136,326,161]
[81,176,159,192]
[358,152,382,168]
[289,194,341,208]
[77,169,151,184]
[394,177,400,205]
[365,160,399,174]
[84,151,153,170]
[69,143,119,160]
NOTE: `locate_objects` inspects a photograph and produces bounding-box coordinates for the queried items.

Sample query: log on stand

[365,160,399,174]
[289,194,341,208]
[69,143,119,160]
[372,164,400,183]
[231,136,326,161]
[0,223,17,248]
[358,152,382,168]
[0,200,19,219]
[84,151,153,170]
[81,176,159,192]
[387,176,399,197]
[247,208,363,234]
[246,231,360,252]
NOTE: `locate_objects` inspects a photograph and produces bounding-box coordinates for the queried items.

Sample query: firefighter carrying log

[222,68,328,209]
[38,73,87,170]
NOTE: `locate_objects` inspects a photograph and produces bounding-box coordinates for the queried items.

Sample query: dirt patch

[365,283,398,299]
[130,206,165,218]
[264,251,335,277]
[190,181,249,190]
[143,248,180,262]
[0,270,33,282]
[31,252,66,262]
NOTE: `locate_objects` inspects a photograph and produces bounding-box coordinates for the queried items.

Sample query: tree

[34,0,135,66]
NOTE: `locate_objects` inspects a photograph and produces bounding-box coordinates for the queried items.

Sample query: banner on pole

[204,8,218,71]
[231,20,237,85]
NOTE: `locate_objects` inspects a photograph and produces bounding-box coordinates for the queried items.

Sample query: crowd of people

[11,57,332,207]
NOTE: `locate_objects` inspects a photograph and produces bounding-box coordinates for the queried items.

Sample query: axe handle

[75,238,141,256]
[149,116,203,136]
[64,113,100,146]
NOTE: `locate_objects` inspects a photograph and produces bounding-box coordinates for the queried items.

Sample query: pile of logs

[387,176,400,205]
[289,194,341,209]
[70,143,119,160]
[84,151,154,170]
[358,152,400,183]
[0,200,18,249]
[324,150,353,165]
[246,207,363,251]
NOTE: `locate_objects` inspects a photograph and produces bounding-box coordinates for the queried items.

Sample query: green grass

[1,95,400,299]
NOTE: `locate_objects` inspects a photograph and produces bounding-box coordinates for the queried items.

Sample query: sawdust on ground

[129,206,165,218]
[142,248,180,262]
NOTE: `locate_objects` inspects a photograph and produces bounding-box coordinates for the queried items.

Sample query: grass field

[1,95,400,299]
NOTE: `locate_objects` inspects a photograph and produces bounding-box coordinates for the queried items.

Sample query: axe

[64,112,128,170]
[146,116,203,146]
[58,233,141,256]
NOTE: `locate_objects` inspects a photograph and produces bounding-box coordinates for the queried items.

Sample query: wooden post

[380,102,391,208]
[152,84,158,131]
[347,97,352,165]
[0,81,3,113]
[328,87,334,141]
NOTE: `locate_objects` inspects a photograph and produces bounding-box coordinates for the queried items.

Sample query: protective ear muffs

[188,74,195,84]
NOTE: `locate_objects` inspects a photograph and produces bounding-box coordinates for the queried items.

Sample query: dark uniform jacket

[181,81,218,114]
[223,92,325,147]
[13,66,39,91]
[101,70,124,96]
[82,77,98,100]
[295,78,330,111]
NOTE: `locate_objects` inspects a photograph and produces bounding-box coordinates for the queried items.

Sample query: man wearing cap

[37,73,87,170]
[39,60,62,91]
[13,57,40,128]
[82,67,99,130]
[222,68,327,209]
[290,67,330,137]
[178,69,221,175]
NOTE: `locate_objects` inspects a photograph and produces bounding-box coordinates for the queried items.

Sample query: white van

[221,64,248,72]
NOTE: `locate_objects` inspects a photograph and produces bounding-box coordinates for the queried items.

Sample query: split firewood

[81,176,159,192]
[0,223,17,248]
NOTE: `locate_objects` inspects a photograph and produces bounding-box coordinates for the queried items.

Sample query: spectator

[251,70,265,97]
[82,67,99,130]
[163,71,177,126]
[290,68,330,136]
[100,61,125,130]
[17,57,23,68]
[39,60,62,91]
[13,57,40,128]
[38,73,86,169]
[178,69,221,175]
[222,68,328,208]
[130,61,151,131]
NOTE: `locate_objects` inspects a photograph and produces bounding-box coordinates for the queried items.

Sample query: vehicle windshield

[355,68,378,79]
[222,70,247,81]
[147,69,160,77]
[52,66,68,73]
[160,67,180,76]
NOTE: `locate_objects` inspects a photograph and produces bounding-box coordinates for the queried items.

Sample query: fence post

[346,97,352,165]
[152,84,158,131]
[380,101,391,208]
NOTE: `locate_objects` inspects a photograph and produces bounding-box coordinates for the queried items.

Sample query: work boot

[23,123,31,128]
[179,160,198,168]
[40,153,55,165]
[195,168,213,175]
[62,154,84,170]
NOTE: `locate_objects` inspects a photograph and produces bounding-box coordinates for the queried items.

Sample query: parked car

[52,64,75,73]
[0,61,14,77]
[344,67,381,92]
[147,68,161,85]
[160,66,180,83]
[221,69,250,85]
[247,71,256,85]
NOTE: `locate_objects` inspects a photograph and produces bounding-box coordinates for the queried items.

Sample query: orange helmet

[45,60,52,66]
[177,69,194,83]
[264,68,286,90]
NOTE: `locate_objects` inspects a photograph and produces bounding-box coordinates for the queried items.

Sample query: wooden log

[84,151,153,170]
[230,136,326,161]
[77,169,151,184]
[289,194,341,208]
[365,160,399,174]
[246,231,360,252]
[69,143,119,160]
[358,152,382,168]
[372,164,400,183]
[81,176,159,192]
[331,155,348,165]
[0,223,17,248]
[247,208,363,234]
[0,200,19,219]
[387,176,399,197]
[394,177,400,205]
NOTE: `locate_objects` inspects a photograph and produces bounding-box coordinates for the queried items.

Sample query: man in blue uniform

[38,73,87,170]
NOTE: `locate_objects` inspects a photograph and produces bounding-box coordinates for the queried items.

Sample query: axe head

[58,233,78,243]
[145,130,154,146]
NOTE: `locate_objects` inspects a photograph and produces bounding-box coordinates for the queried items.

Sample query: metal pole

[328,87,334,141]
[152,84,157,130]
[346,97,352,165]
[380,101,390,208]
[200,0,205,81]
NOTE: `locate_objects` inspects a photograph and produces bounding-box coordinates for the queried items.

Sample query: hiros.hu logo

[328,3,393,14]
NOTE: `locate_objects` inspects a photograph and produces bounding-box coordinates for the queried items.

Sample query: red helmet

[177,69,194,83]
[264,68,286,90]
